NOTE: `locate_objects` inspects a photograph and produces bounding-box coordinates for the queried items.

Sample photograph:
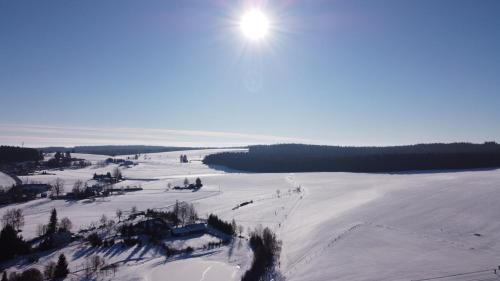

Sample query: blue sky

[1,0,499,147]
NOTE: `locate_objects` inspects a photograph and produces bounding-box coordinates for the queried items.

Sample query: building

[134,218,171,235]
[171,223,206,236]
[18,184,51,196]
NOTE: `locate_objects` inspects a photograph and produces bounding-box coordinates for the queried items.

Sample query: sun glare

[240,9,270,41]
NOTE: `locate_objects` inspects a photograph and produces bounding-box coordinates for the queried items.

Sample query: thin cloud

[0,123,318,147]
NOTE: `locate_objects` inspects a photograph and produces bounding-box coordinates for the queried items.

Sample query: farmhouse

[134,218,172,235]
[171,223,206,237]
[19,183,51,194]
[93,172,121,183]
[0,183,51,203]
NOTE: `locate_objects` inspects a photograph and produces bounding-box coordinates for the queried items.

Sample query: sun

[240,9,270,41]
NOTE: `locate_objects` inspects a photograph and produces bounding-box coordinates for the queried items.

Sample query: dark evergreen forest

[203,142,500,173]
[0,146,43,163]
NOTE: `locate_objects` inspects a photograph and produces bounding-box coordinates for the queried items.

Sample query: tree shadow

[204,164,250,174]
[387,167,500,175]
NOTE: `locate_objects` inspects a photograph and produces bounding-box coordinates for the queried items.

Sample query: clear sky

[1,0,499,147]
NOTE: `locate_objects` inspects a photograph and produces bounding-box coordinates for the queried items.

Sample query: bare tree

[84,255,106,278]
[186,203,197,224]
[72,179,84,194]
[112,168,122,180]
[100,215,108,227]
[179,204,188,226]
[2,208,24,230]
[116,209,123,222]
[44,261,56,280]
[173,200,180,220]
[37,223,48,237]
[105,219,115,231]
[51,178,65,198]
[231,219,237,235]
[59,217,73,232]
[92,255,106,271]
[178,202,197,225]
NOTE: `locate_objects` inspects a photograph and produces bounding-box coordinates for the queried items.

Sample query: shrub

[27,254,39,263]
[37,224,48,237]
[8,272,19,281]
[119,223,135,238]
[20,268,43,281]
[4,269,45,281]
[87,232,103,247]
[59,217,73,232]
[163,245,178,257]
[37,236,54,251]
[103,239,115,247]
[123,238,139,247]
[44,261,56,279]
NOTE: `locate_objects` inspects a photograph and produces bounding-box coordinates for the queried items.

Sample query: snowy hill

[0,171,16,191]
[1,149,500,280]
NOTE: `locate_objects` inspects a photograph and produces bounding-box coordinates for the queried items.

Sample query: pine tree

[173,200,180,225]
[195,177,202,188]
[1,271,7,281]
[231,219,237,235]
[47,209,58,235]
[54,254,69,278]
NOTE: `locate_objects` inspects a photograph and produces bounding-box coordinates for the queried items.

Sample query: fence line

[411,269,498,281]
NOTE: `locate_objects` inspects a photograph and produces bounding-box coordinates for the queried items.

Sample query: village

[0,150,209,206]
[0,148,283,280]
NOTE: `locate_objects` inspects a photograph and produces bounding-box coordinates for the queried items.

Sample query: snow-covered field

[2,149,500,281]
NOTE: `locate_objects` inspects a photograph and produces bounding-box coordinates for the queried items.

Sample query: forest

[203,142,500,173]
[0,146,43,164]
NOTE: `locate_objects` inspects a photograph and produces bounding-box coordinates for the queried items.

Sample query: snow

[145,258,240,281]
[163,234,221,249]
[2,149,500,281]
[0,171,16,190]
[71,153,111,163]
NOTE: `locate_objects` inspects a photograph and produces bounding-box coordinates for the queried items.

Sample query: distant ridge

[203,142,500,173]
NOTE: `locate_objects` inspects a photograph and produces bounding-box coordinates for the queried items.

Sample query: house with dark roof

[171,223,206,236]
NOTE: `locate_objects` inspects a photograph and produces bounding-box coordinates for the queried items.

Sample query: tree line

[203,142,500,173]
[241,226,281,281]
[0,146,43,164]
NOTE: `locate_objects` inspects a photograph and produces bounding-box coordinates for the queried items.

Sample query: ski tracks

[284,223,364,277]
